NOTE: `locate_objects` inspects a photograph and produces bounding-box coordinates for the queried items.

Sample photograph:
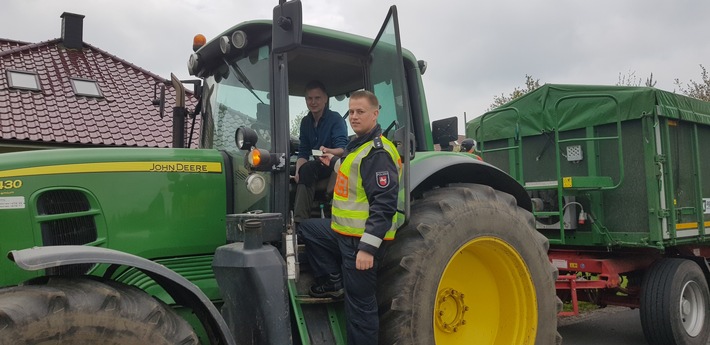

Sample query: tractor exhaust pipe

[170,73,186,148]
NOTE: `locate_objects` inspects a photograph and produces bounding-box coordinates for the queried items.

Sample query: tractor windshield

[201,45,272,154]
[201,44,273,212]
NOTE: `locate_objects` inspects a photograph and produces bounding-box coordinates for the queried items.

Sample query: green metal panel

[0,148,228,288]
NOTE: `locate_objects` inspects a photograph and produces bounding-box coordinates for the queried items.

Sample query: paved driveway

[558,306,647,345]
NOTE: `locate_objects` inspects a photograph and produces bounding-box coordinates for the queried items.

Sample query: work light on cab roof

[220,30,248,55]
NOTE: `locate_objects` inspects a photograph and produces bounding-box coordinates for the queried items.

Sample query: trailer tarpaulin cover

[469,84,710,141]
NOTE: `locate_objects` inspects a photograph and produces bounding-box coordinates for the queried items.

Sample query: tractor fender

[410,153,532,212]
[9,245,235,345]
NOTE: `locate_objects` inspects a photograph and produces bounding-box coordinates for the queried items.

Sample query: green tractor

[0,2,560,344]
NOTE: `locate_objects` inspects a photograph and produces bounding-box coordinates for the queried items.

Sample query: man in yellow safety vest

[299,89,401,345]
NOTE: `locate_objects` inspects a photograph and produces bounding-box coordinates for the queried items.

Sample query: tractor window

[202,45,271,155]
[288,93,354,142]
[369,18,408,139]
[201,45,273,213]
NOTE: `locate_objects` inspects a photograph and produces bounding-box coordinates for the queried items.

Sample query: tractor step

[295,295,342,304]
[289,279,346,344]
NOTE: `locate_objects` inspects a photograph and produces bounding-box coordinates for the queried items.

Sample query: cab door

[366,5,412,220]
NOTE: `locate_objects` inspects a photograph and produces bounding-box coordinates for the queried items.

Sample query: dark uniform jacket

[334,124,399,255]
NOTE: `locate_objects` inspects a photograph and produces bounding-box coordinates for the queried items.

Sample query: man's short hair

[350,90,379,109]
[305,80,328,96]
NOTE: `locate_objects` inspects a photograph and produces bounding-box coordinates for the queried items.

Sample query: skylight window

[7,70,40,91]
[71,78,102,97]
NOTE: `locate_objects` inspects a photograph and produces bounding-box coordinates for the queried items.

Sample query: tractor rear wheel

[640,258,710,345]
[0,276,199,345]
[378,184,562,344]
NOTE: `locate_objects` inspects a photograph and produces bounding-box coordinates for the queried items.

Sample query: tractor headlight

[245,174,266,195]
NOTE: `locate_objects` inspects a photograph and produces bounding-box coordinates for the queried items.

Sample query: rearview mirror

[431,116,458,151]
[272,0,302,54]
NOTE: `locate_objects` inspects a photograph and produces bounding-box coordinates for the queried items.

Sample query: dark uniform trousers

[299,218,384,345]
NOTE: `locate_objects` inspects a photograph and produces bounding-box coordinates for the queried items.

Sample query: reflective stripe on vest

[331,135,402,240]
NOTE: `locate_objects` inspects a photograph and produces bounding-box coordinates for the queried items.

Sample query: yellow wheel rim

[434,236,537,344]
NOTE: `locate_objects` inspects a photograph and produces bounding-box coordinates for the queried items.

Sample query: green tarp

[467,84,710,141]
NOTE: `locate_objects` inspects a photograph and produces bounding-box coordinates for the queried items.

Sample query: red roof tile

[0,38,30,52]
[0,37,198,148]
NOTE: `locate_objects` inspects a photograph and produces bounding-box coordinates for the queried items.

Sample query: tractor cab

[187,1,415,221]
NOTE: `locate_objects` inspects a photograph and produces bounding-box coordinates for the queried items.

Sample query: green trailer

[469,83,710,345]
[0,2,562,344]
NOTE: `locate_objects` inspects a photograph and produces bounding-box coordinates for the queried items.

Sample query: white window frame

[7,69,41,91]
[70,77,103,98]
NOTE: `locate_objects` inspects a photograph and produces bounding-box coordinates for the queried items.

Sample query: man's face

[348,97,379,137]
[305,88,327,116]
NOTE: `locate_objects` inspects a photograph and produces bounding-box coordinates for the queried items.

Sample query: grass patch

[562,301,599,313]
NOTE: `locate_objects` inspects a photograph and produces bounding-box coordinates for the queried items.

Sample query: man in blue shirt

[293,80,348,224]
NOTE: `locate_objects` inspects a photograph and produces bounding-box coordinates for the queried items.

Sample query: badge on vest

[376,171,390,188]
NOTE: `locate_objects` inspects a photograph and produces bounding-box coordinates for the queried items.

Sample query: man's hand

[318,153,334,167]
[355,250,374,270]
[320,146,344,157]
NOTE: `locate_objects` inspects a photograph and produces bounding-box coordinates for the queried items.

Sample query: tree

[617,70,656,87]
[290,111,307,137]
[488,75,541,111]
[674,64,710,102]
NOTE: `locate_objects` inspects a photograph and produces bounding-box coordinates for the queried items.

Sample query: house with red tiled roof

[0,12,197,154]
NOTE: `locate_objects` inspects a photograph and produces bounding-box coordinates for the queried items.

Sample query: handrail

[553,94,625,191]
[475,107,523,181]
[551,94,625,243]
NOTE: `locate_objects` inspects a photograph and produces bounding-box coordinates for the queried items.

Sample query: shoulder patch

[373,136,383,149]
[376,171,390,188]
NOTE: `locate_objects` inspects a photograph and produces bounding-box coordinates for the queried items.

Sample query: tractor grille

[37,190,90,215]
[37,190,97,276]
[40,216,97,246]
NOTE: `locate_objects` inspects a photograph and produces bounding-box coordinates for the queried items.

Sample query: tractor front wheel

[378,184,561,344]
[0,276,199,345]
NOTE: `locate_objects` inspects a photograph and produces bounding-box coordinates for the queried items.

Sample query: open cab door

[367,5,412,223]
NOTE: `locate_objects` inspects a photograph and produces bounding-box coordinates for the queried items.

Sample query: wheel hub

[433,236,538,344]
[681,299,691,316]
[435,287,468,333]
[680,280,704,337]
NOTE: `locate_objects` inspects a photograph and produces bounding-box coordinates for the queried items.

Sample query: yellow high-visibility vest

[331,135,403,240]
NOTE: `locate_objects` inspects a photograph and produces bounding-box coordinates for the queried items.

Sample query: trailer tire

[640,258,710,345]
[0,276,199,345]
[377,183,562,344]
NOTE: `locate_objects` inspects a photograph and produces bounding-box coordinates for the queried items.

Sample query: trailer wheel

[378,184,562,344]
[640,258,710,345]
[0,276,199,345]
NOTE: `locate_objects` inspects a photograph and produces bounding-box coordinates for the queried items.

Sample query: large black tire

[640,258,710,345]
[378,184,561,344]
[0,277,199,345]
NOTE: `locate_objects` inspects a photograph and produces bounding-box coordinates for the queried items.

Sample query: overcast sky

[3,0,709,133]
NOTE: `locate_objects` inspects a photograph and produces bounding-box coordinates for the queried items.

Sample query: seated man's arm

[321,113,349,157]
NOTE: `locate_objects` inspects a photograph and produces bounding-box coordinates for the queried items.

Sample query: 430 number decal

[0,179,22,190]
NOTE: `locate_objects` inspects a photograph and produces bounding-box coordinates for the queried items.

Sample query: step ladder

[288,243,346,345]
